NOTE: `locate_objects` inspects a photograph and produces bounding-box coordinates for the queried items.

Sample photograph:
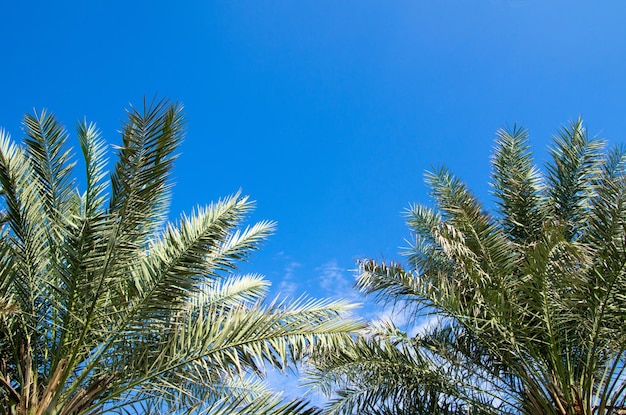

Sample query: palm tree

[310,120,626,415]
[0,99,362,415]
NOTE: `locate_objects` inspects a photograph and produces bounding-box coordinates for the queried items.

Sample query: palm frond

[0,130,48,320]
[125,195,274,323]
[546,118,605,240]
[309,323,496,415]
[202,273,270,307]
[22,109,76,220]
[109,97,184,245]
[491,125,545,243]
[89,295,362,413]
[77,119,108,217]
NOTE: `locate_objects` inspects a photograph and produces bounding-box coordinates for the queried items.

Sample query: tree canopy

[0,99,362,415]
[310,120,626,415]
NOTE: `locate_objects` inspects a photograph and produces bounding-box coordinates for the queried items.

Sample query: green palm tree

[310,120,626,415]
[0,99,362,415]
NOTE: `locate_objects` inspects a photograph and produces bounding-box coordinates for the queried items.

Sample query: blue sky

[2,1,626,314]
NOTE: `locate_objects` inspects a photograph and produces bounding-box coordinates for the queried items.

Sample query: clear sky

[2,1,626,314]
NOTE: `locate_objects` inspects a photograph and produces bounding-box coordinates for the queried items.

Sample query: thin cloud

[277,260,301,298]
[372,303,410,327]
[409,314,443,337]
[316,260,360,302]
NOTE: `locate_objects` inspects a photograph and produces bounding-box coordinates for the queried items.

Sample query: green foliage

[310,119,626,415]
[0,99,362,415]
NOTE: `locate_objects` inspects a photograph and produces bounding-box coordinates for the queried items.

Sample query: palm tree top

[0,98,363,415]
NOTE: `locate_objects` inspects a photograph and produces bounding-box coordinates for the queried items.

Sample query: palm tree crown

[310,120,626,415]
[0,99,362,415]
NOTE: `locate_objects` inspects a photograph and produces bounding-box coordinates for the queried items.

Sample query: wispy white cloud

[372,303,410,327]
[263,364,327,409]
[409,314,443,337]
[316,260,360,302]
[277,260,302,298]
[314,260,398,328]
